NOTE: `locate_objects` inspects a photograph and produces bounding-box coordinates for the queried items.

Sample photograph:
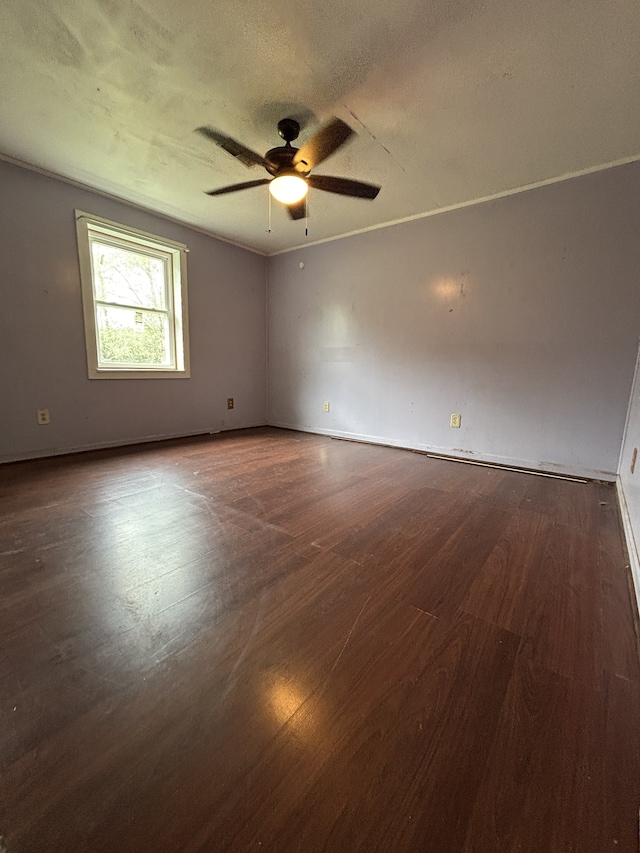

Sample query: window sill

[88,368,191,380]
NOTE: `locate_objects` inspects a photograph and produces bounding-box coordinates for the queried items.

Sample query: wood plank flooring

[0,427,638,852]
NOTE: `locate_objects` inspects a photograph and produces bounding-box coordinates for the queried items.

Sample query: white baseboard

[616,479,640,617]
[0,421,268,465]
[267,420,617,482]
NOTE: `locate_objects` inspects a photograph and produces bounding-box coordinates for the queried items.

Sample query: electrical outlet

[227,398,234,410]
[37,408,50,425]
[323,401,330,413]
[450,413,461,428]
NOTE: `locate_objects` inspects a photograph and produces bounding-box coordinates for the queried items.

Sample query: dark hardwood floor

[1,427,638,852]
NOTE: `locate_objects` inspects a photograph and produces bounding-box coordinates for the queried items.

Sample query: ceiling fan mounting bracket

[277,118,301,143]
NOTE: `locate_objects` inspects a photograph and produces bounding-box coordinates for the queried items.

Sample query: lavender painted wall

[267,161,640,480]
[0,159,267,462]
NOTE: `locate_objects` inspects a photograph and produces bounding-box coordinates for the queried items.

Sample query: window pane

[91,241,168,310]
[96,305,172,367]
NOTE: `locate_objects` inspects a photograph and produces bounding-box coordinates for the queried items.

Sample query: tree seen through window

[91,242,172,366]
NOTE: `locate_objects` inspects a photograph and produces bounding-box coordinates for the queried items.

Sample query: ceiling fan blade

[195,126,266,169]
[307,174,380,199]
[287,199,307,221]
[293,118,354,171]
[205,179,271,196]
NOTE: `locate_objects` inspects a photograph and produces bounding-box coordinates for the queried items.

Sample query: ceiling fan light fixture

[269,174,308,205]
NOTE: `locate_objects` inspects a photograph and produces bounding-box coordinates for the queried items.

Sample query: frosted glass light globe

[269,175,308,204]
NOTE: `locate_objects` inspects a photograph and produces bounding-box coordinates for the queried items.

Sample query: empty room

[1,0,640,851]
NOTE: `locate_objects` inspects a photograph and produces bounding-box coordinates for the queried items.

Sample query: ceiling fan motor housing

[265,145,308,177]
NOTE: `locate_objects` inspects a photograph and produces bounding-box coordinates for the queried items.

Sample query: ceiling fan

[195,117,381,220]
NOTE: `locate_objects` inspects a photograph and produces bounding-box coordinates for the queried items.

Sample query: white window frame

[76,211,191,379]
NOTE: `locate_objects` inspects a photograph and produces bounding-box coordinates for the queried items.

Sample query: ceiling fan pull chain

[305,194,309,237]
[267,189,272,233]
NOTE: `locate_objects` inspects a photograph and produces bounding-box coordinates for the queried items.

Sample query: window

[76,211,190,378]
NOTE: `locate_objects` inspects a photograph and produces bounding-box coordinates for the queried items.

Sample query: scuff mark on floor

[317,591,373,696]
[220,593,266,702]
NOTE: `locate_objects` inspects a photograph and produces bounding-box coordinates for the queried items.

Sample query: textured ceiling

[1,0,639,254]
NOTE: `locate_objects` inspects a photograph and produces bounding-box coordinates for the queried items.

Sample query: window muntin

[76,212,190,379]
